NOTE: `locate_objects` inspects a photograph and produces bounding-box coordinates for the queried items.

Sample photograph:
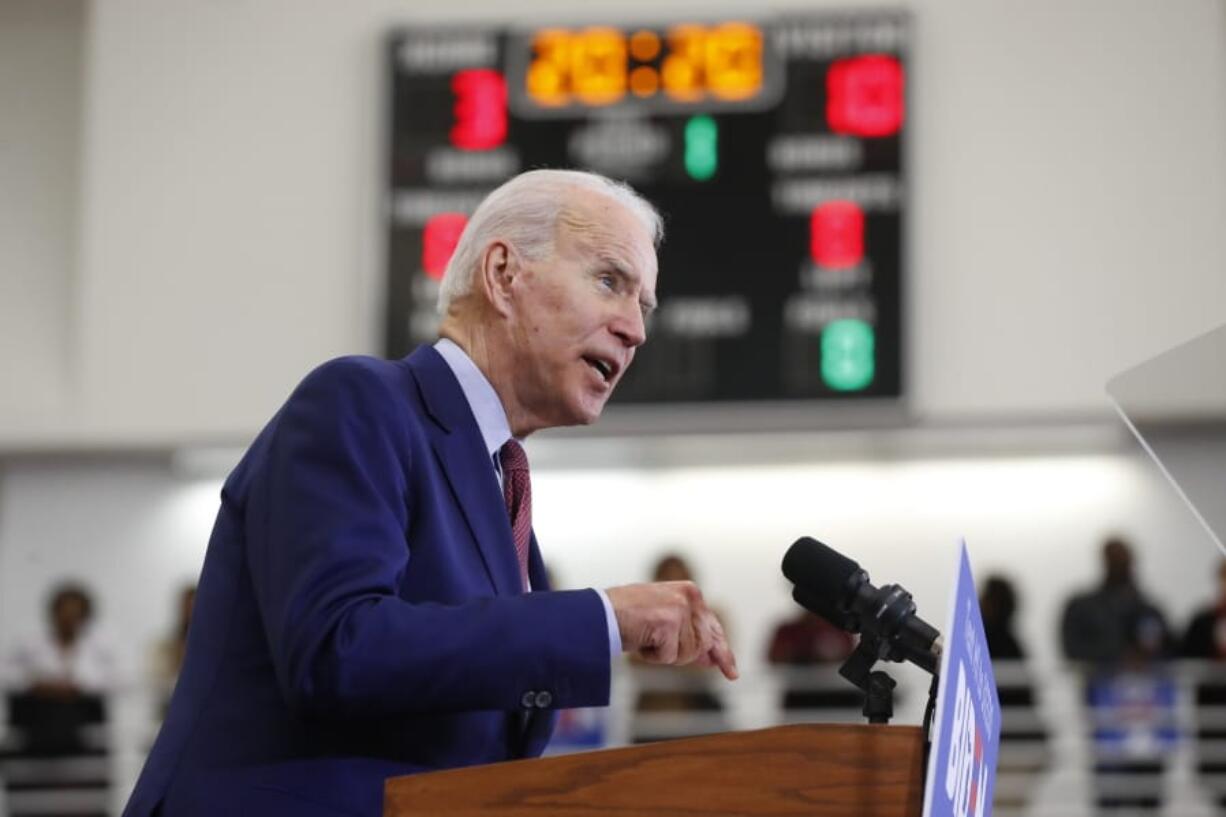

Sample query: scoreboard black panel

[386,12,907,404]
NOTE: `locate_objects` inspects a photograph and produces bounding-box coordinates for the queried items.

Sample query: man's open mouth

[583,356,615,383]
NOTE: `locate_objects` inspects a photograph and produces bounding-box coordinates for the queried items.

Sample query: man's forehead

[593,235,655,271]
[562,214,654,270]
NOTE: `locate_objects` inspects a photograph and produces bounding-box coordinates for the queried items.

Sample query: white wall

[2,0,1225,448]
[0,460,215,682]
[0,1,82,426]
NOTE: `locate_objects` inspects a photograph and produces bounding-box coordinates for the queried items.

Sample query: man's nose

[611,301,647,347]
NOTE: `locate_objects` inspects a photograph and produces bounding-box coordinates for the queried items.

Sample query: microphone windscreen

[782,537,861,604]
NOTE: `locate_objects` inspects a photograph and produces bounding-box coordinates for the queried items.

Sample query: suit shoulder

[300,355,403,387]
[266,356,427,447]
[288,355,415,407]
[224,357,420,502]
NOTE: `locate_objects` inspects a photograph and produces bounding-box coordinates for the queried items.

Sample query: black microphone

[782,536,942,674]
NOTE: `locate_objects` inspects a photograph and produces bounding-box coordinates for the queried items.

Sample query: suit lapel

[405,346,521,597]
[407,347,556,753]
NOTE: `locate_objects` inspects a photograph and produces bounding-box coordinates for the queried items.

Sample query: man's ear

[479,240,517,317]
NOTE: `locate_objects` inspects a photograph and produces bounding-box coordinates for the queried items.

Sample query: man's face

[505,192,658,432]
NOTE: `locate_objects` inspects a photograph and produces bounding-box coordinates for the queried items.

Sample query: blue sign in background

[923,542,1002,817]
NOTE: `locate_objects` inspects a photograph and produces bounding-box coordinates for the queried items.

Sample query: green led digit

[821,319,875,391]
[684,115,718,181]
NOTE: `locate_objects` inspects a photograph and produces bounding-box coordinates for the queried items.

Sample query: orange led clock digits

[662,24,706,102]
[571,27,626,106]
[705,22,762,101]
[526,29,571,106]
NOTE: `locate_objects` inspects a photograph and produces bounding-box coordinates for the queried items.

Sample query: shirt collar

[433,338,513,460]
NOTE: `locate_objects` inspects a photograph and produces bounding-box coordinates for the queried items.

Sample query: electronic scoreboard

[386,12,907,405]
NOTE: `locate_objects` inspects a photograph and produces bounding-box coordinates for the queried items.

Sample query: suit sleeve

[243,358,610,720]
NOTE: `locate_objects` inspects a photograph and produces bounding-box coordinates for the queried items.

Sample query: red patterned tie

[499,440,532,591]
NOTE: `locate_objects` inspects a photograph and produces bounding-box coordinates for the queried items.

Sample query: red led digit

[450,69,507,150]
[810,201,864,268]
[826,55,904,138]
[422,213,468,279]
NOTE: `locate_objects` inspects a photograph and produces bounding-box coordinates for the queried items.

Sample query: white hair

[436,169,663,315]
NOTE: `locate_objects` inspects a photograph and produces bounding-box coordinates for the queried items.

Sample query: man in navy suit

[123,170,738,816]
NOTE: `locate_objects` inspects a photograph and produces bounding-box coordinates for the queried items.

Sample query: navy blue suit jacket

[123,347,611,816]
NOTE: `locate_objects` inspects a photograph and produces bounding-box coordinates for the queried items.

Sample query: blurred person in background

[765,605,859,715]
[1061,537,1175,814]
[630,554,729,743]
[979,574,1046,811]
[150,584,196,717]
[1180,558,1226,659]
[5,582,116,704]
[1061,537,1173,667]
[1179,559,1226,809]
[980,575,1024,659]
[3,582,116,756]
[123,170,737,817]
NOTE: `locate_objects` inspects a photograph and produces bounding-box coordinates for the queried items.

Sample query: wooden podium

[384,723,924,817]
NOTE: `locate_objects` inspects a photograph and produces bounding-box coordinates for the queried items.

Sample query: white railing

[600,660,1226,817]
[7,660,1226,816]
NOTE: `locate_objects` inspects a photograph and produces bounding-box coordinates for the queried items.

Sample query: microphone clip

[838,634,898,724]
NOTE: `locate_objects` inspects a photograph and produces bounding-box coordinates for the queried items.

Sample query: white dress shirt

[433,338,622,658]
[4,628,118,694]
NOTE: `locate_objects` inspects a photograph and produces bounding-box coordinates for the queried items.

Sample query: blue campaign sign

[922,542,1002,817]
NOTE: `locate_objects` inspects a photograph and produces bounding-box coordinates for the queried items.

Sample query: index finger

[701,611,738,680]
[707,629,738,680]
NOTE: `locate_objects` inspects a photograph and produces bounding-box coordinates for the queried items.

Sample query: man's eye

[598,273,618,290]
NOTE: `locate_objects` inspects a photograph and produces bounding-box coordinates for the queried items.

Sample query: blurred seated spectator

[766,609,860,713]
[2,582,116,817]
[630,554,728,743]
[5,582,116,704]
[150,584,196,717]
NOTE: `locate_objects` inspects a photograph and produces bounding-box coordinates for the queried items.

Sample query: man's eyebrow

[595,250,631,273]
